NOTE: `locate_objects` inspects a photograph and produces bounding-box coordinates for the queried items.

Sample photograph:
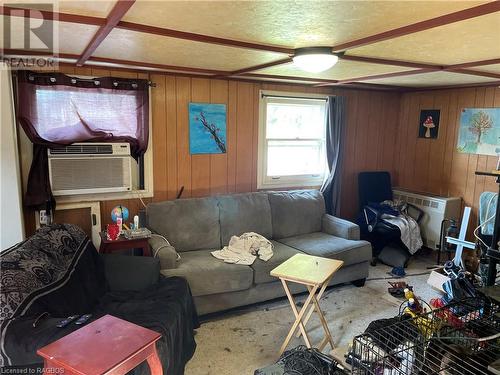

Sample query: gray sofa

[146,190,372,315]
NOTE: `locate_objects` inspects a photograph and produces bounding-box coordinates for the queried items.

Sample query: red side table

[37,315,163,375]
[99,231,151,256]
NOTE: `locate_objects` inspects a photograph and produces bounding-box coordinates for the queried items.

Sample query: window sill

[54,189,153,205]
[257,177,324,190]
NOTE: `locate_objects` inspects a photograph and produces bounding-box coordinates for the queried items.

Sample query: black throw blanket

[0,224,199,375]
[95,276,199,375]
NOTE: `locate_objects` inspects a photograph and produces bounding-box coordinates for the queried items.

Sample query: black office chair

[357,171,423,267]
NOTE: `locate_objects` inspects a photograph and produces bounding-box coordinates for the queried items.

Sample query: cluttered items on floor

[347,226,500,375]
[346,294,499,375]
[254,346,348,375]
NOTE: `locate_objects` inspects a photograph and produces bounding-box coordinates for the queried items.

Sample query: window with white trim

[258,91,327,189]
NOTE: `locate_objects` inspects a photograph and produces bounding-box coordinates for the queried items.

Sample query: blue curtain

[321,96,346,216]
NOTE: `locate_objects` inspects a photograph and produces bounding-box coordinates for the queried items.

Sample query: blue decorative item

[390,266,406,278]
[111,205,129,223]
[189,102,227,154]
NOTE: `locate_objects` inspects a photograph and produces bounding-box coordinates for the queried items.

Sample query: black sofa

[0,224,199,375]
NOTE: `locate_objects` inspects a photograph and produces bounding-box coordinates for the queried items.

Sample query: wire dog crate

[351,296,500,375]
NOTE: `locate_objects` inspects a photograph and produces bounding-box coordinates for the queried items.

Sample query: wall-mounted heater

[393,188,462,250]
[48,143,132,196]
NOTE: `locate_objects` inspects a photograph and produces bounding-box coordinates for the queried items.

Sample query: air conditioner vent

[49,144,114,155]
[48,142,132,196]
[49,158,131,195]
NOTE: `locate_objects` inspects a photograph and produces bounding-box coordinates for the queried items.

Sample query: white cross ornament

[445,206,475,268]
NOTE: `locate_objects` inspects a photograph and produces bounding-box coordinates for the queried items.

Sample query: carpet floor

[185,251,442,375]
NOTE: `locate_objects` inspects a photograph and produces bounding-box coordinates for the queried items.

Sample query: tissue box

[427,267,450,293]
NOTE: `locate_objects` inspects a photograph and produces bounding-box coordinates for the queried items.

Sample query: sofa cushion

[250,241,303,284]
[268,190,326,239]
[217,192,273,245]
[101,254,160,292]
[160,249,253,297]
[277,232,372,266]
[147,197,221,252]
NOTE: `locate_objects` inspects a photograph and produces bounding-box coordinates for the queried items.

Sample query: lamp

[292,47,338,73]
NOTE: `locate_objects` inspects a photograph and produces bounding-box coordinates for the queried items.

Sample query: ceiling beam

[0,5,104,26]
[341,54,500,80]
[87,56,229,75]
[116,21,294,55]
[4,49,497,92]
[77,0,136,66]
[339,54,443,70]
[219,57,293,77]
[448,68,500,80]
[315,68,435,87]
[1,49,230,75]
[410,80,500,92]
[5,48,500,89]
[331,1,500,52]
[338,82,410,91]
[445,58,500,70]
[240,73,339,84]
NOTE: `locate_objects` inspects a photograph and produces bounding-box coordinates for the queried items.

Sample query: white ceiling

[1,0,499,89]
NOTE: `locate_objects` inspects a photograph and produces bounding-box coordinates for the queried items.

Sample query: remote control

[74,314,92,325]
[56,315,79,328]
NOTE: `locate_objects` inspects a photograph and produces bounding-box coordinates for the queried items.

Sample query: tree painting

[457,108,500,156]
[196,112,226,153]
[189,103,227,154]
[468,111,493,144]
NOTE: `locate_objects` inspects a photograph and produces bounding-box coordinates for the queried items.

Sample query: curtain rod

[13,72,156,87]
[261,94,328,101]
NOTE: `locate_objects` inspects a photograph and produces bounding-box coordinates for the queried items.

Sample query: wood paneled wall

[394,87,500,235]
[20,66,401,234]
[339,89,401,219]
[149,75,400,220]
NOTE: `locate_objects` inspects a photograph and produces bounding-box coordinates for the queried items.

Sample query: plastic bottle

[404,288,414,300]
[117,217,123,235]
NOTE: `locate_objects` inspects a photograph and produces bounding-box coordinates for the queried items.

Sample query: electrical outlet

[39,210,48,225]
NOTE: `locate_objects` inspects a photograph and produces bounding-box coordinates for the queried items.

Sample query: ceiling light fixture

[292,47,338,73]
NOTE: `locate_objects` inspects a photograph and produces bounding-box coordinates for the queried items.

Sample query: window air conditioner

[393,189,462,250]
[48,143,132,196]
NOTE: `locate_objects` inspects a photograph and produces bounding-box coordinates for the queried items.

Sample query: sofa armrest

[322,214,360,240]
[149,235,179,270]
[101,254,160,291]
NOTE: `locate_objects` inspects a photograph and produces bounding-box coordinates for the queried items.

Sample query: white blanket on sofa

[211,232,274,265]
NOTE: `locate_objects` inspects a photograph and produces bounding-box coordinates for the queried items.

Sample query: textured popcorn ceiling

[474,63,500,74]
[2,0,499,88]
[364,71,499,87]
[93,28,284,72]
[3,0,116,18]
[0,18,97,55]
[121,0,487,48]
[253,60,413,81]
[349,12,500,65]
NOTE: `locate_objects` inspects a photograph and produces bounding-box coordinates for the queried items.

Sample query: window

[258,91,327,189]
[16,71,153,204]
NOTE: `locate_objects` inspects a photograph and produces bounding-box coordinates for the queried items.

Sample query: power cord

[473,193,498,248]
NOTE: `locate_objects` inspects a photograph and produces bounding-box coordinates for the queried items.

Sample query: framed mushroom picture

[419,109,440,139]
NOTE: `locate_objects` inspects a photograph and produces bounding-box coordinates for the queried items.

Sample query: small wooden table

[37,315,163,375]
[99,231,151,256]
[271,253,343,355]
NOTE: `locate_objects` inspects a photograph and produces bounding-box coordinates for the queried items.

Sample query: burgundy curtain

[16,70,150,208]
